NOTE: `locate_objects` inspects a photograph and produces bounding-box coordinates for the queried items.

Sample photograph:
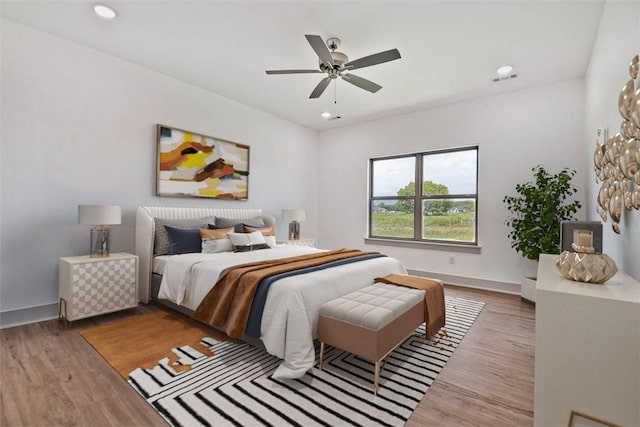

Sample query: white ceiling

[1,0,605,131]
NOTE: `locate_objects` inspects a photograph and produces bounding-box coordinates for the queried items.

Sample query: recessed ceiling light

[496,64,514,76]
[321,111,331,119]
[94,4,117,19]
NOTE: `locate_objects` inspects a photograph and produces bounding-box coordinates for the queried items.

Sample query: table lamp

[282,209,306,240]
[78,205,121,257]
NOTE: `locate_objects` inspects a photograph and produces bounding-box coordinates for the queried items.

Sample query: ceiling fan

[265,35,401,99]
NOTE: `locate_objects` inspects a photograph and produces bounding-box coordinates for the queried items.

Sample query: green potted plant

[503,166,582,302]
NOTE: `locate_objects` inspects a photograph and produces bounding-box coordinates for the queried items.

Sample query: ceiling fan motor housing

[320,51,349,71]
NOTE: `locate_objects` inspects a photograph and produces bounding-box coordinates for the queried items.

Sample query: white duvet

[157,246,406,378]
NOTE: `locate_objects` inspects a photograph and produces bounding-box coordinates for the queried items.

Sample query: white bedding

[152,255,172,275]
[156,246,407,378]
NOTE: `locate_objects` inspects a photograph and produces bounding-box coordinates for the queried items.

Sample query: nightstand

[58,252,138,325]
[277,238,316,248]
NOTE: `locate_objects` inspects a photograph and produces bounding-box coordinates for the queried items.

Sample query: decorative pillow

[164,225,204,255]
[264,235,277,248]
[227,231,271,252]
[233,243,271,252]
[154,217,214,255]
[243,225,275,236]
[214,216,266,232]
[199,227,234,240]
[202,238,233,253]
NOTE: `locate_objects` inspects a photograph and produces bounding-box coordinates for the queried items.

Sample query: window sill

[364,237,482,254]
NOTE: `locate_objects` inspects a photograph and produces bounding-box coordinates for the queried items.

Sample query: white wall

[317,79,586,289]
[584,0,640,281]
[0,20,320,326]
[0,18,4,308]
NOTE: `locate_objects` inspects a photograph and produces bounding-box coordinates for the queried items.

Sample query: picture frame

[156,124,249,200]
[568,410,620,427]
[560,221,603,253]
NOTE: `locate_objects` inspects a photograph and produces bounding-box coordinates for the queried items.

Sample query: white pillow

[227,231,272,252]
[264,235,277,248]
[227,231,266,246]
[202,238,233,253]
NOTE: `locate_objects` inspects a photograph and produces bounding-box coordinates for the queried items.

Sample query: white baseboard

[0,302,59,329]
[406,269,520,295]
[520,276,536,303]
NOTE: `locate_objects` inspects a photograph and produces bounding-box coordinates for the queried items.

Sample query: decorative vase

[555,251,618,284]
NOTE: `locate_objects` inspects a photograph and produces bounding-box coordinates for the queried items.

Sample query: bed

[135,206,407,378]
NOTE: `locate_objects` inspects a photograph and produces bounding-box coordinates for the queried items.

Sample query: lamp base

[90,227,110,257]
[288,221,300,240]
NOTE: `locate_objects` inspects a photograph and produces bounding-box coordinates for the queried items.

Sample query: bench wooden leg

[374,360,381,395]
[319,342,325,370]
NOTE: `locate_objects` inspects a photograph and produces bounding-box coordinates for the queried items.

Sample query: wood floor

[0,286,535,426]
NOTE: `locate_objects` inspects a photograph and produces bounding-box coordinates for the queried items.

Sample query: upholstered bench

[318,282,426,395]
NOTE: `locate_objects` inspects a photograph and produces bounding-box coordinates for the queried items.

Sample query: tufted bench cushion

[318,282,426,394]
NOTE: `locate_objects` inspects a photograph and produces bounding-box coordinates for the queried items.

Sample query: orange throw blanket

[193,249,377,339]
[374,274,446,339]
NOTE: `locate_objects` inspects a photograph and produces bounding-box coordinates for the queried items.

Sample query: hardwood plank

[405,286,535,426]
[0,288,535,426]
[0,306,165,426]
[79,309,233,378]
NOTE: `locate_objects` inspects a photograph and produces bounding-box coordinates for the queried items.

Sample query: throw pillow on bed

[243,225,275,236]
[164,225,205,255]
[214,216,266,232]
[154,216,215,255]
[263,236,277,248]
[199,227,235,254]
[199,227,234,240]
[242,226,277,247]
[201,238,233,253]
[227,231,271,252]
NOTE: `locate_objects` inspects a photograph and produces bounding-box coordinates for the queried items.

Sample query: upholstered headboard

[135,206,276,303]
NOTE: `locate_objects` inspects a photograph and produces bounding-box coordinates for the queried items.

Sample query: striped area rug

[129,296,484,426]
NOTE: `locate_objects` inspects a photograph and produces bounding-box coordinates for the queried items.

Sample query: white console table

[534,254,640,427]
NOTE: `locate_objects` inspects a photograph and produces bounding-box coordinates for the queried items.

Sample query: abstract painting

[156,124,249,200]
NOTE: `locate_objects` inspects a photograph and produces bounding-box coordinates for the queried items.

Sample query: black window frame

[368,146,479,246]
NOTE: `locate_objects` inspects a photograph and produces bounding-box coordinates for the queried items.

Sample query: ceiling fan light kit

[93,3,117,19]
[266,35,401,99]
[496,64,514,75]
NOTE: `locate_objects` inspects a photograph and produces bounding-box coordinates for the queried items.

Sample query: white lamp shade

[78,205,121,225]
[282,209,306,222]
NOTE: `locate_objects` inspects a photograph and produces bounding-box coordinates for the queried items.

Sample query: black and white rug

[129,296,484,427]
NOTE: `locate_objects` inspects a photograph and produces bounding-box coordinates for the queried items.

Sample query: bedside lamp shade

[282,209,306,240]
[78,205,121,257]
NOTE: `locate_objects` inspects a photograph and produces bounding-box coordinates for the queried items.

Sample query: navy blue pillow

[164,225,205,254]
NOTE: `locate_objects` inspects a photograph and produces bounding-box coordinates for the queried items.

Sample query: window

[369,146,478,245]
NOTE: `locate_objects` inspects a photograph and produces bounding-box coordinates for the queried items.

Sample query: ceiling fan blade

[343,49,401,71]
[266,69,323,75]
[309,77,332,98]
[341,73,382,93]
[305,34,334,68]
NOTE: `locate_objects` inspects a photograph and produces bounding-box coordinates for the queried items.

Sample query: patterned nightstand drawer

[59,253,138,322]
